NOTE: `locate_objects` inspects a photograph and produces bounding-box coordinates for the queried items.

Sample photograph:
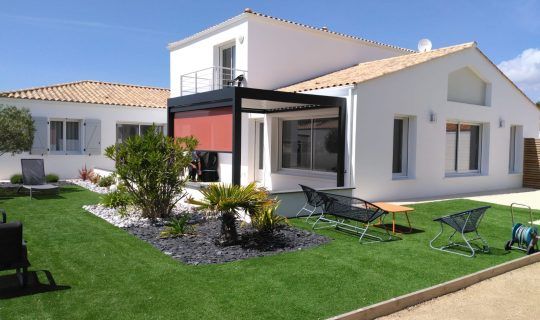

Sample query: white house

[167,9,540,215]
[0,80,168,179]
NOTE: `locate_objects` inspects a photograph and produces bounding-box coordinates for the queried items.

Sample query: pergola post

[231,91,242,185]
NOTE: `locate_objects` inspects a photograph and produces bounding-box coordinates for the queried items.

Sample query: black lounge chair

[0,217,30,287]
[19,159,59,199]
[313,192,390,243]
[297,185,325,221]
[1,209,6,223]
[429,206,491,257]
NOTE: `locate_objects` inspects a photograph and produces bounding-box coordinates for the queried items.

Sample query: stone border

[329,252,540,320]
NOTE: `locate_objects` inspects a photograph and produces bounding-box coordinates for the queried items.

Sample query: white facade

[0,98,166,179]
[168,11,540,210]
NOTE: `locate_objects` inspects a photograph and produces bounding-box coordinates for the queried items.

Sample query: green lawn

[0,185,532,320]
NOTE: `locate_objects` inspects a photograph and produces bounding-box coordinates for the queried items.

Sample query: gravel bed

[67,179,109,194]
[83,203,330,265]
[123,218,330,265]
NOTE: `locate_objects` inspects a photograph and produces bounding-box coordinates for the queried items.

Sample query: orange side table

[373,202,414,235]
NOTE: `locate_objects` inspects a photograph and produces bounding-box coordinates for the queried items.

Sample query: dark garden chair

[313,192,390,243]
[297,185,325,221]
[19,159,59,199]
[0,216,30,287]
[199,152,219,182]
[429,206,491,257]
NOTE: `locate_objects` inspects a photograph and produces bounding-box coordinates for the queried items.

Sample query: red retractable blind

[173,106,233,152]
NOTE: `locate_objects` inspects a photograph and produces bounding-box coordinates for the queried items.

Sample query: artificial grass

[0,185,534,319]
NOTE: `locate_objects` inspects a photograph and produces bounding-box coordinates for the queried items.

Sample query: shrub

[0,105,34,156]
[100,184,134,215]
[250,203,288,234]
[98,174,115,188]
[188,183,271,243]
[159,214,193,238]
[10,174,23,184]
[45,173,59,183]
[105,125,197,220]
[79,165,94,181]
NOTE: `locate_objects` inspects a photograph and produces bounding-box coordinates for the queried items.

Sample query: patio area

[0,185,537,319]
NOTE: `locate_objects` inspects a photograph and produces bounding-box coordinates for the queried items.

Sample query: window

[445,122,481,174]
[220,44,236,87]
[49,120,81,153]
[509,125,523,173]
[116,123,164,144]
[281,117,338,173]
[392,118,409,177]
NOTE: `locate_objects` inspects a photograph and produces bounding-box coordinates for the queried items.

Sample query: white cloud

[498,48,540,101]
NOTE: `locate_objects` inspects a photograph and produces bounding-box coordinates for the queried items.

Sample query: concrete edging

[329,252,540,320]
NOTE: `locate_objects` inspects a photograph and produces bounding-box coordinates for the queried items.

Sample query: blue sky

[1,0,539,101]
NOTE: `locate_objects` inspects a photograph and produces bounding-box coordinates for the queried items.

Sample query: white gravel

[83,204,151,228]
[67,179,110,194]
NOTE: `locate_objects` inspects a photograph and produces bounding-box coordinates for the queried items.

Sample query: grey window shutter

[30,117,48,155]
[84,119,101,155]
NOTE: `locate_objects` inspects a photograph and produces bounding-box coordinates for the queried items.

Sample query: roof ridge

[278,42,477,92]
[0,80,169,95]
[168,9,415,53]
[246,10,414,53]
[355,42,477,66]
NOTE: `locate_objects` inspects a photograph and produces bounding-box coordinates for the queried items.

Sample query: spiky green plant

[250,203,288,234]
[159,214,193,238]
[187,183,271,243]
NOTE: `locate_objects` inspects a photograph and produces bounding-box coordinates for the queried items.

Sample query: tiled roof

[279,42,477,92]
[168,8,414,53]
[0,80,169,109]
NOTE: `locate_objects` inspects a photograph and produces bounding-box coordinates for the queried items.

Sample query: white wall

[247,16,406,90]
[351,48,540,201]
[0,98,166,179]
[169,15,406,97]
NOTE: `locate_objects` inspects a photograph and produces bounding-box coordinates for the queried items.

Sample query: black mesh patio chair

[313,192,390,243]
[0,220,30,287]
[429,206,490,257]
[296,185,325,221]
[19,159,59,199]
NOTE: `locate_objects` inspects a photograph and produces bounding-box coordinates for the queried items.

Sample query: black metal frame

[168,87,347,186]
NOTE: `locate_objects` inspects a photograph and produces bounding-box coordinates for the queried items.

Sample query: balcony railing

[180,66,248,96]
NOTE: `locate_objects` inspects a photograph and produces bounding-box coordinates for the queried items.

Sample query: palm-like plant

[188,183,271,244]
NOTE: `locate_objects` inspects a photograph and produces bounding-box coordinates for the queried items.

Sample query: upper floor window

[280,117,339,173]
[445,122,481,175]
[219,43,236,86]
[447,67,490,106]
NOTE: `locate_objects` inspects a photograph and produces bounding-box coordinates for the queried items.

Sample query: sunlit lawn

[0,185,530,319]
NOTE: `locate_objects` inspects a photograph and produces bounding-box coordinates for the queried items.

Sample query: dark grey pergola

[167,86,347,187]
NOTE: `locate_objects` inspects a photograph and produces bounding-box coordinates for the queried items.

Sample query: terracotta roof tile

[0,80,169,108]
[279,42,477,92]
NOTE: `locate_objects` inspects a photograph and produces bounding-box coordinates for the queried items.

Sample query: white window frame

[445,121,483,176]
[277,115,338,177]
[49,118,83,155]
[509,125,523,174]
[392,117,409,179]
[115,122,165,144]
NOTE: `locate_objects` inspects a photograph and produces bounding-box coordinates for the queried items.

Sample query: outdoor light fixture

[499,117,505,128]
[429,111,437,123]
[238,35,245,44]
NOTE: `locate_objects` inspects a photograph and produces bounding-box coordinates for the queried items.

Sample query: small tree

[105,126,197,220]
[0,105,34,156]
